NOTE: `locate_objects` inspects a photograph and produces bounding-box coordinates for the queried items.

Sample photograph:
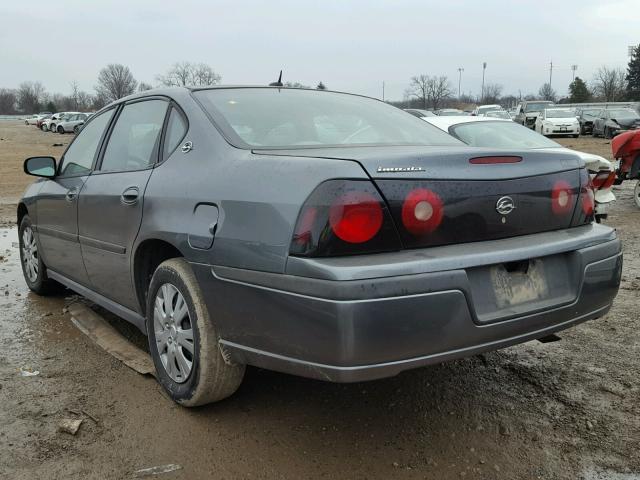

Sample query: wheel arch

[17,203,28,226]
[133,238,184,315]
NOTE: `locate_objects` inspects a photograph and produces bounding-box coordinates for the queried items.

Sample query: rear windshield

[449,120,560,149]
[194,88,460,149]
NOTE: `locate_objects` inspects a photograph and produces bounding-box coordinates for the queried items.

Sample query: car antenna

[269,70,283,87]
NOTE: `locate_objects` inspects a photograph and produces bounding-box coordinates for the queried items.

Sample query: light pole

[571,64,578,82]
[457,67,464,99]
[481,62,486,102]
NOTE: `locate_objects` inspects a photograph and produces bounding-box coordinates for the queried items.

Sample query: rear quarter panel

[137,93,368,274]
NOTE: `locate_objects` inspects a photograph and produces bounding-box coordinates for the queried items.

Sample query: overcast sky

[1,0,639,101]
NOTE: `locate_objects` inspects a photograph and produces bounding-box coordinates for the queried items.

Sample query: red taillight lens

[401,188,444,235]
[551,180,574,215]
[329,191,383,243]
[290,180,401,257]
[591,171,616,190]
[581,183,595,215]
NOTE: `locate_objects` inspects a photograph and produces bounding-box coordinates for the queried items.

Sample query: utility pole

[549,60,553,88]
[481,62,487,102]
[457,67,464,99]
[571,64,578,81]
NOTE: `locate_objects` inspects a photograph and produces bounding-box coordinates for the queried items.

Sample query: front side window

[100,100,168,172]
[194,88,460,149]
[59,108,115,176]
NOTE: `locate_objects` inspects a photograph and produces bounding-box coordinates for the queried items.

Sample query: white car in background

[41,112,80,132]
[535,108,580,138]
[422,116,616,222]
[24,114,43,125]
[473,104,503,116]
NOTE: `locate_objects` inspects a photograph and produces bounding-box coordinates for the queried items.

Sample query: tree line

[397,44,640,110]
[0,61,329,115]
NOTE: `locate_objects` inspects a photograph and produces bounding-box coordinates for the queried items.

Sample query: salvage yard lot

[0,120,639,479]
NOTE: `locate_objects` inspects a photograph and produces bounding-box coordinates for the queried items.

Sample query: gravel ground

[0,121,638,479]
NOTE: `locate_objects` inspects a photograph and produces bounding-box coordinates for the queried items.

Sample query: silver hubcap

[153,284,194,383]
[21,227,39,283]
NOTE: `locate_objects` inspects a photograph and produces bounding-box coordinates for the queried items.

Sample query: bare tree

[591,66,627,101]
[482,83,503,104]
[427,76,453,110]
[538,83,557,101]
[95,64,137,102]
[283,81,310,88]
[0,89,17,114]
[406,75,453,110]
[406,75,430,109]
[157,62,221,87]
[138,82,153,92]
[70,81,80,110]
[17,81,46,113]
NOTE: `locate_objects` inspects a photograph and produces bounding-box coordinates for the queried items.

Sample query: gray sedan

[18,87,622,406]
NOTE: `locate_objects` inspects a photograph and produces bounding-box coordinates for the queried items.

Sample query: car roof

[422,115,511,131]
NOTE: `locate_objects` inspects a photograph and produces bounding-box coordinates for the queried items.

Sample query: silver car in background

[56,112,92,134]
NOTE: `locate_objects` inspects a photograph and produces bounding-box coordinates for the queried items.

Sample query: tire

[572,134,579,138]
[604,127,612,139]
[147,258,245,406]
[57,125,64,134]
[634,180,640,209]
[18,215,59,295]
[49,124,55,133]
[73,125,80,134]
[25,120,29,125]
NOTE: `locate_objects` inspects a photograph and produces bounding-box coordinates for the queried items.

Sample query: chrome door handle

[121,186,140,205]
[65,187,79,202]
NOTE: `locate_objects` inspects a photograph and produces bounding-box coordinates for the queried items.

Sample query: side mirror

[24,156,56,178]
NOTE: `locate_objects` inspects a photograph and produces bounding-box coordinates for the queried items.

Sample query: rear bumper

[192,224,622,382]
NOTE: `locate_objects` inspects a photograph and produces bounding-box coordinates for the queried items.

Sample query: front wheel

[634,180,640,209]
[57,125,64,134]
[18,215,59,295]
[147,258,245,406]
[41,124,48,132]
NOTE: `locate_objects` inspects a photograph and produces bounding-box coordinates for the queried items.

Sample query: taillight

[329,191,383,243]
[290,180,401,257]
[401,188,444,235]
[581,184,595,215]
[591,171,616,191]
[551,180,574,215]
[571,169,595,225]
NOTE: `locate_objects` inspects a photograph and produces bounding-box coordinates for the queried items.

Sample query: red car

[611,129,640,207]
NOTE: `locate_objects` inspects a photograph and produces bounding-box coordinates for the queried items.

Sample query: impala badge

[496,196,516,215]
[376,166,425,173]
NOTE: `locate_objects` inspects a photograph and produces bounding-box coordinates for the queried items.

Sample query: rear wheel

[634,181,640,209]
[18,215,59,295]
[147,258,245,406]
[57,125,64,134]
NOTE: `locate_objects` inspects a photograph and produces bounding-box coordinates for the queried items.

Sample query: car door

[35,108,116,285]
[78,98,169,310]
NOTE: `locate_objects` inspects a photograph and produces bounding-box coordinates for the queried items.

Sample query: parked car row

[18,86,621,406]
[25,111,93,134]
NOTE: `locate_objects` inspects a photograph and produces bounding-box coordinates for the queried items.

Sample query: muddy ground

[0,121,638,479]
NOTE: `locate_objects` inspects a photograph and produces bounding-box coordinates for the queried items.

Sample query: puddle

[0,227,74,367]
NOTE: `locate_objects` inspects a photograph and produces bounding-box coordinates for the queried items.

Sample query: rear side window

[100,100,168,172]
[163,107,187,159]
[59,108,115,176]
